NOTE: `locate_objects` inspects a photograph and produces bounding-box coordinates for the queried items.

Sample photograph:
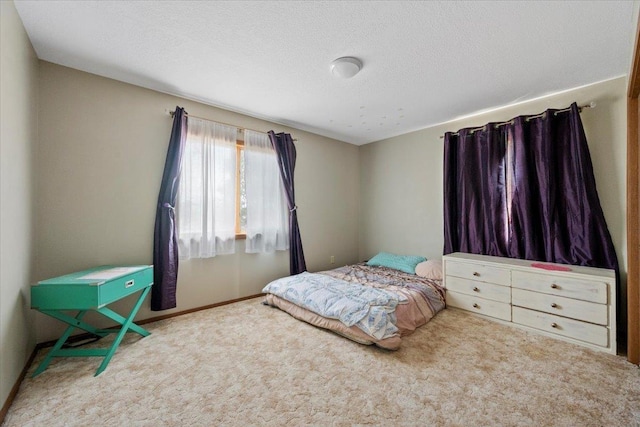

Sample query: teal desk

[31,265,153,376]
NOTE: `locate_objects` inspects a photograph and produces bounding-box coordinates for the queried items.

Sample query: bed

[262,255,446,350]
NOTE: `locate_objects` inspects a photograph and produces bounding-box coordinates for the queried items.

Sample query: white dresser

[443,252,616,354]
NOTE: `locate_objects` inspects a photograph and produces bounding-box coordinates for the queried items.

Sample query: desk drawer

[446,291,511,321]
[512,306,608,347]
[98,267,153,307]
[445,261,510,286]
[445,276,511,303]
[512,271,608,304]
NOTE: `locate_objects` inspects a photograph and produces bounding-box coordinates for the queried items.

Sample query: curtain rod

[439,102,596,139]
[169,110,297,142]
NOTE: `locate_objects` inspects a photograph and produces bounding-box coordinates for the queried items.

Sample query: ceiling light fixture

[330,57,362,79]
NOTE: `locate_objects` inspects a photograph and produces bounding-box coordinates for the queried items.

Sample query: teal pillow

[366,252,426,274]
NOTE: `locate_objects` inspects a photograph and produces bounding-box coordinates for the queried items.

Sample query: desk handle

[125,280,135,288]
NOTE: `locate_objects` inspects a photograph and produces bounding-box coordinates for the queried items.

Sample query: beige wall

[35,62,360,342]
[360,76,628,330]
[0,0,39,408]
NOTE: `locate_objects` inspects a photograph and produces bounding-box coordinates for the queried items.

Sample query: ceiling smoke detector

[330,57,362,79]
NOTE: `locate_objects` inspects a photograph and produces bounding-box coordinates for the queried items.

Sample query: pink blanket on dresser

[263,263,445,350]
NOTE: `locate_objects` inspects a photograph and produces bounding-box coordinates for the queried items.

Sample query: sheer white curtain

[177,117,237,259]
[244,130,289,253]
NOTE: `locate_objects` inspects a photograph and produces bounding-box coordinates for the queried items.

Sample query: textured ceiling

[14,1,639,145]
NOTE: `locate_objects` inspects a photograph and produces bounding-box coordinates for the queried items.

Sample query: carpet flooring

[3,297,640,426]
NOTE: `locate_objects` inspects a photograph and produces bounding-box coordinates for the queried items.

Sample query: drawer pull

[473,287,479,292]
[473,272,480,277]
[472,303,479,308]
[550,303,558,308]
[551,322,558,328]
[125,280,135,288]
[550,283,558,289]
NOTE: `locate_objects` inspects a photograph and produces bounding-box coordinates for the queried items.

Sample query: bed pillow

[415,259,443,280]
[366,252,426,274]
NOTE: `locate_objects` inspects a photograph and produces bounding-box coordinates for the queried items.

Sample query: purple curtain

[268,131,307,275]
[507,103,618,271]
[152,107,187,311]
[443,125,509,256]
[443,103,617,270]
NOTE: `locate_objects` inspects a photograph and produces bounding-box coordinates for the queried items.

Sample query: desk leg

[40,310,109,338]
[97,309,150,337]
[32,310,89,377]
[94,285,151,376]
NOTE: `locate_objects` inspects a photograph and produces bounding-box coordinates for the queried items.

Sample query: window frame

[235,140,246,239]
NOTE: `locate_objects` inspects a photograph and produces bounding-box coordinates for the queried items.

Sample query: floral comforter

[262,263,445,348]
[263,271,407,340]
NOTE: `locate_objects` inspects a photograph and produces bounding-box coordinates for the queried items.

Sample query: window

[244,130,288,253]
[177,118,288,259]
[177,118,237,259]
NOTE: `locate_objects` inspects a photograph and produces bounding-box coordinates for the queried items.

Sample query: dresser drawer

[512,288,608,325]
[512,306,608,347]
[446,291,511,321]
[445,276,511,303]
[512,270,608,304]
[445,261,511,286]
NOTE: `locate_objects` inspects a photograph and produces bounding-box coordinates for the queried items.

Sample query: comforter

[262,263,445,350]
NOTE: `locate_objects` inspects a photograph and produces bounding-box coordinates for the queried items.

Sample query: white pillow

[415,259,443,280]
